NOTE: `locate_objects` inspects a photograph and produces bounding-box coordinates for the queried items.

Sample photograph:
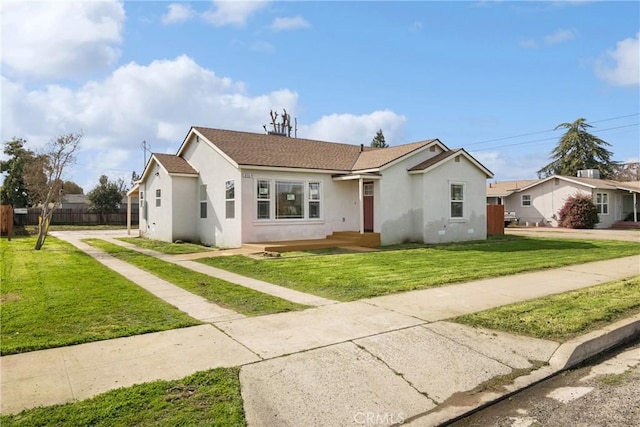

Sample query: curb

[409,313,640,426]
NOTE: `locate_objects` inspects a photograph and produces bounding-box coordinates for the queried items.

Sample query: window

[363,183,374,196]
[155,189,161,207]
[200,185,207,219]
[225,180,235,219]
[596,192,608,214]
[276,181,304,219]
[257,180,270,219]
[309,182,321,219]
[521,194,531,207]
[450,183,464,218]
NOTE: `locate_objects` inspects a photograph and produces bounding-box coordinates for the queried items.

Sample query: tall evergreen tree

[87,175,127,224]
[537,118,617,178]
[0,138,36,207]
[370,129,388,148]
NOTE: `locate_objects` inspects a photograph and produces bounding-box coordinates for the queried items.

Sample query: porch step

[610,221,640,230]
[328,231,381,248]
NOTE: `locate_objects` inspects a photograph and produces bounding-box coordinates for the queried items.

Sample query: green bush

[558,194,599,229]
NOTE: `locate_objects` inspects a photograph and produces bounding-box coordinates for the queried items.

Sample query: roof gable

[408,148,494,178]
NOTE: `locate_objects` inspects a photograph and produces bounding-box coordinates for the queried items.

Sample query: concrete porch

[244,231,381,253]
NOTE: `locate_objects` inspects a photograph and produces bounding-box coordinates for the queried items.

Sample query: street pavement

[1,229,639,426]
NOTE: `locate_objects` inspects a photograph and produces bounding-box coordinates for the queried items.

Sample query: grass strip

[117,237,214,255]
[454,276,640,341]
[84,239,307,316]
[197,236,640,301]
[0,236,199,356]
[0,367,244,427]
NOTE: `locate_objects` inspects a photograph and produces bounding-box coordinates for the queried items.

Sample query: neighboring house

[132,127,494,247]
[60,194,88,210]
[487,171,640,228]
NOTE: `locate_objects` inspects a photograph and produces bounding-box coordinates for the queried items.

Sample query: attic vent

[429,146,436,152]
[455,155,461,162]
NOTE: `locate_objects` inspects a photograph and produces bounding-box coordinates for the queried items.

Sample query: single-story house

[131,127,493,247]
[487,171,640,228]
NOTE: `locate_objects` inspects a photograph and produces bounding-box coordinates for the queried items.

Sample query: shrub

[558,194,599,229]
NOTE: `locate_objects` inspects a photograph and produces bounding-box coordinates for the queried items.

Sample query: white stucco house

[487,171,640,228]
[130,127,494,247]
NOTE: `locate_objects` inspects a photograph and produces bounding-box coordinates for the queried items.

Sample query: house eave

[240,165,349,175]
[332,173,383,181]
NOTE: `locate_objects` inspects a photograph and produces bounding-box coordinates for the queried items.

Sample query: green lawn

[454,276,640,341]
[197,236,640,301]
[0,368,244,427]
[0,237,200,356]
[117,237,215,255]
[84,239,307,316]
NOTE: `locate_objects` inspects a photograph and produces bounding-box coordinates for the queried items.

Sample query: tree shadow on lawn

[381,235,598,253]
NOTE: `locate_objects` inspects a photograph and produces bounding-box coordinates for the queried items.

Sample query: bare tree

[25,132,82,250]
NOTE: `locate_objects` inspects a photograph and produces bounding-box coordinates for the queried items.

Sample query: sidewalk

[1,231,639,425]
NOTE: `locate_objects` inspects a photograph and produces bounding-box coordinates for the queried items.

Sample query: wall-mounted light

[155,172,160,177]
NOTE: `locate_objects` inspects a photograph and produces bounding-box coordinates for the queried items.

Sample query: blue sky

[1,1,639,192]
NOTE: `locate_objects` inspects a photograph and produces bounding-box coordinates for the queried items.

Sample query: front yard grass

[117,237,214,255]
[84,239,307,316]
[0,236,200,356]
[454,276,640,341]
[0,367,244,427]
[197,236,640,301]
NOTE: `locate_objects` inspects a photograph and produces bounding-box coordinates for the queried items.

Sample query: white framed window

[363,183,374,196]
[450,183,464,219]
[256,180,270,219]
[276,181,304,219]
[200,185,207,219]
[225,180,235,219]
[309,182,321,219]
[255,179,322,220]
[596,192,608,214]
[521,194,531,207]
[155,189,161,207]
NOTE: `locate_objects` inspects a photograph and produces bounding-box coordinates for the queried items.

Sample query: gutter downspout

[634,192,638,223]
[359,178,364,234]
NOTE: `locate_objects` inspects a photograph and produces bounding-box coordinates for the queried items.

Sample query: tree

[537,118,617,179]
[0,138,36,207]
[557,193,599,229]
[62,180,84,194]
[24,132,82,250]
[610,162,640,182]
[370,129,388,148]
[87,175,127,224]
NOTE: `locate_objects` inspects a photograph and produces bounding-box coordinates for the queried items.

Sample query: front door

[363,182,374,232]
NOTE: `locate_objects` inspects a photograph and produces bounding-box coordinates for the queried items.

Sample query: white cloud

[162,3,195,24]
[270,16,310,31]
[301,110,407,146]
[0,0,125,79]
[1,55,298,185]
[203,0,268,27]
[408,21,423,34]
[472,150,549,180]
[544,28,576,45]
[519,28,576,50]
[251,41,275,53]
[596,33,640,87]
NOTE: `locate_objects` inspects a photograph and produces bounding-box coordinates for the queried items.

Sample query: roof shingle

[153,153,198,175]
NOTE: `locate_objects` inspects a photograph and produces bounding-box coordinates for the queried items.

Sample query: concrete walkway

[1,230,639,425]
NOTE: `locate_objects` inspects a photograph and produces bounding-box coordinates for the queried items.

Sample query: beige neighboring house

[487,170,640,228]
[129,127,494,248]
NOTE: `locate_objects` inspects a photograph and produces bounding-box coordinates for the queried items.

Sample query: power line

[472,122,639,152]
[465,113,639,148]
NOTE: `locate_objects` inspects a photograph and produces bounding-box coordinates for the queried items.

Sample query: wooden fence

[486,204,505,236]
[16,208,139,227]
[1,205,13,239]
